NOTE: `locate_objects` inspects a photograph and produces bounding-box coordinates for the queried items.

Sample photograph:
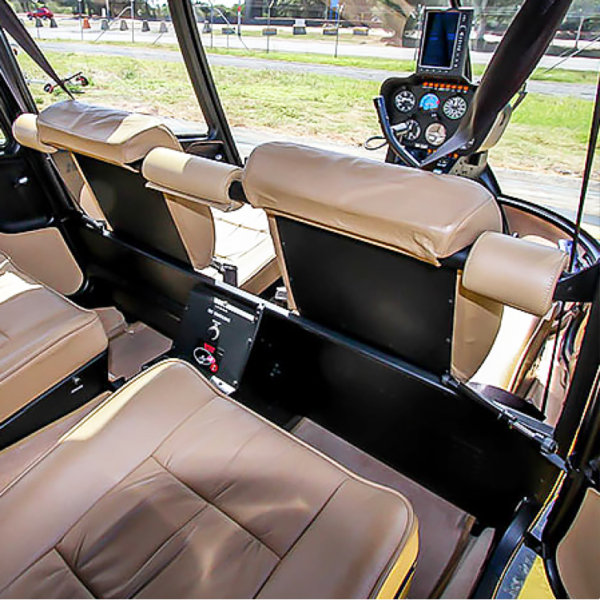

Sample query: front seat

[243,141,505,381]
[242,142,568,383]
[0,359,418,599]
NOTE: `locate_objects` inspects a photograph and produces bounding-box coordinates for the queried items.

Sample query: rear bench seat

[0,359,418,599]
[0,252,107,432]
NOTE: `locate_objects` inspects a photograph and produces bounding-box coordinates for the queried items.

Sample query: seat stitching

[151,394,222,453]
[0,549,86,597]
[50,547,98,599]
[125,499,210,597]
[127,524,194,599]
[209,425,266,503]
[62,485,211,599]
[0,368,215,500]
[253,478,347,598]
[128,502,269,599]
[152,453,282,559]
[53,400,218,539]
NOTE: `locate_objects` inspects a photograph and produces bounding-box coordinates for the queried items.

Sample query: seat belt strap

[0,0,73,99]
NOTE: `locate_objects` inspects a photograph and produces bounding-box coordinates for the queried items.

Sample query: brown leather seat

[0,252,107,423]
[14,102,217,272]
[0,359,418,599]
[243,142,567,382]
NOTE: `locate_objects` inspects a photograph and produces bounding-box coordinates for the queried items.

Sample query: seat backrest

[243,142,505,380]
[31,101,214,270]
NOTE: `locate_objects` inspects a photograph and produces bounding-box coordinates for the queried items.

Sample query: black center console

[175,286,262,394]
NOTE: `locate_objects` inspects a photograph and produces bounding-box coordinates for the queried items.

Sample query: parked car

[26,6,53,20]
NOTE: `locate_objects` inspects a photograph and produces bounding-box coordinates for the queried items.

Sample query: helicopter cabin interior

[0,0,598,598]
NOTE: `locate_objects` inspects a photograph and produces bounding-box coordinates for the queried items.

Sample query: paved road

[39,41,597,100]
[30,18,600,72]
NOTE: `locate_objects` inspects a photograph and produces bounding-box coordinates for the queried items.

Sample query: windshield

[8,0,600,237]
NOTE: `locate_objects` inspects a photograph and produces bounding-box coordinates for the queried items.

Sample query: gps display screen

[420,12,460,69]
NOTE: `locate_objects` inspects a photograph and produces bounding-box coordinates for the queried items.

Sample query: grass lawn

[18,49,597,177]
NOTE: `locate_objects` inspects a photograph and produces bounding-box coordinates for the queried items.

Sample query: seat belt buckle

[211,258,238,287]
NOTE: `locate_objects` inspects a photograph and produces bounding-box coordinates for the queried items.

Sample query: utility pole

[210,0,214,48]
[266,0,275,53]
[130,0,135,42]
[334,3,343,58]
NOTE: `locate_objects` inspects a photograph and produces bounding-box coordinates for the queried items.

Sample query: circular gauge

[419,93,440,112]
[404,119,421,142]
[394,89,416,113]
[443,95,468,120]
[425,123,447,147]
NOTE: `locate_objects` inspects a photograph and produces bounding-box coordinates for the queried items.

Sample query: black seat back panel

[76,153,190,264]
[277,216,456,375]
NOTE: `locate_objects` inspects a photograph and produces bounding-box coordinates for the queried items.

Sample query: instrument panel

[381,75,477,170]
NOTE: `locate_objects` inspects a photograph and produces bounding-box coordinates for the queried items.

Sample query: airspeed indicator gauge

[395,90,416,113]
[443,96,468,120]
[425,123,447,147]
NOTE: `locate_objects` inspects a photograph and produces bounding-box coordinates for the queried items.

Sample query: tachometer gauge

[425,123,447,146]
[419,93,440,112]
[404,119,421,142]
[443,96,468,120]
[394,90,416,113]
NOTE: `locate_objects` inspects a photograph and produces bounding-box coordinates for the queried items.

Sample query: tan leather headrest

[12,114,56,154]
[142,147,243,211]
[243,142,502,266]
[463,232,568,316]
[37,101,181,167]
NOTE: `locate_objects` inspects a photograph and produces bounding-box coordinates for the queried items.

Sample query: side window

[14,26,207,136]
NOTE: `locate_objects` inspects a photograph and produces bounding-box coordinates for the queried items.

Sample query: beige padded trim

[164,194,215,271]
[268,215,297,311]
[243,142,502,266]
[37,101,181,167]
[557,487,600,599]
[451,274,503,382]
[0,228,83,295]
[463,232,568,316]
[12,114,56,154]
[142,147,243,211]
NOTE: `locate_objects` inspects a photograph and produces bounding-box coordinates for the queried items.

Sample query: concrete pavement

[27,17,600,72]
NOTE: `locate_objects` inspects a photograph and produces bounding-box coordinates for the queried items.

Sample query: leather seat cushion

[0,359,417,599]
[0,253,108,422]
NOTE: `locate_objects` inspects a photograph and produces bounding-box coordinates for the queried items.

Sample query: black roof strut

[0,0,73,100]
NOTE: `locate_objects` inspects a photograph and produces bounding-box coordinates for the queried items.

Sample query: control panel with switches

[175,286,262,394]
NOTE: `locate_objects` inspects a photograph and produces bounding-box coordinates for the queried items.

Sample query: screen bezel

[417,8,468,75]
